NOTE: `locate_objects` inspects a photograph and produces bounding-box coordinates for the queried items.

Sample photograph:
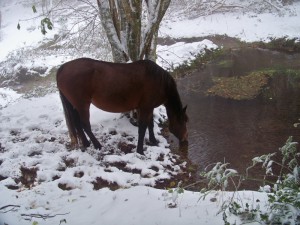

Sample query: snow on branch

[97,0,129,62]
[140,0,171,59]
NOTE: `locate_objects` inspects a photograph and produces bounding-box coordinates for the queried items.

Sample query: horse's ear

[183,105,187,112]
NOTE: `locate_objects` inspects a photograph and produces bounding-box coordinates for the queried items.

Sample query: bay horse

[56,58,188,155]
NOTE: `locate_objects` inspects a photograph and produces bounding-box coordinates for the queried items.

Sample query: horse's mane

[145,60,183,116]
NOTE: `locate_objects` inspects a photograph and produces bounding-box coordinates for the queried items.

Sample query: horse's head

[169,105,188,145]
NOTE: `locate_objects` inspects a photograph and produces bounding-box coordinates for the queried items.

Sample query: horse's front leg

[148,115,158,146]
[137,121,147,155]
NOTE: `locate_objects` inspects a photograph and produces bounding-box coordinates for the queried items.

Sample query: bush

[199,136,300,225]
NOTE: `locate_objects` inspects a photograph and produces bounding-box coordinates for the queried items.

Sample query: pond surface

[176,48,300,189]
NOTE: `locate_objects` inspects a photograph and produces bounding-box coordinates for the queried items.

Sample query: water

[176,48,300,189]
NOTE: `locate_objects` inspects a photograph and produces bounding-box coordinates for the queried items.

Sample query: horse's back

[56,58,168,112]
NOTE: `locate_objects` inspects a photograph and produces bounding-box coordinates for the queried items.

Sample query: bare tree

[97,0,171,63]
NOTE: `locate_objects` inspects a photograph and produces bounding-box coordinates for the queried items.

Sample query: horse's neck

[165,89,182,120]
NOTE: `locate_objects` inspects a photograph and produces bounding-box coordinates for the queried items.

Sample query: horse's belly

[91,98,137,113]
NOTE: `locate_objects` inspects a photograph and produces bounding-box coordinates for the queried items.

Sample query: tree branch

[21,212,70,220]
[140,0,171,60]
[262,0,282,11]
[0,205,21,213]
[97,0,129,62]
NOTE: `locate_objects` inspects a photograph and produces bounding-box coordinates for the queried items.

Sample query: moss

[206,69,300,100]
[206,71,271,100]
[217,59,234,68]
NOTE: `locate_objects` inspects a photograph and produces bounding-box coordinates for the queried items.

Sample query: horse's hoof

[129,118,138,127]
[94,144,102,150]
[83,141,90,148]
[147,139,159,146]
[137,150,145,156]
[95,146,102,150]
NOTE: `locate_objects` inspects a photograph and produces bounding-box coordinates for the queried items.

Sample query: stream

[176,47,300,189]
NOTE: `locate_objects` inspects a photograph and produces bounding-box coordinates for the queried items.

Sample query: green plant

[250,137,300,224]
[199,137,300,225]
[167,181,184,208]
[200,162,239,193]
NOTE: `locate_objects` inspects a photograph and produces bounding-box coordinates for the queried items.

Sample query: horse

[56,58,188,155]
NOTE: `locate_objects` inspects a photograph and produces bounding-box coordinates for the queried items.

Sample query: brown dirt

[92,177,120,191]
[20,166,38,188]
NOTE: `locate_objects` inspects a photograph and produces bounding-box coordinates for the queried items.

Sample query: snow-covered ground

[0,1,300,225]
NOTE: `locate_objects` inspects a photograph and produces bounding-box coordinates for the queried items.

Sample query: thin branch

[0,205,21,213]
[21,212,70,220]
[262,0,282,11]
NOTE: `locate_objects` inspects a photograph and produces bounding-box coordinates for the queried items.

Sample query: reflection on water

[176,48,300,189]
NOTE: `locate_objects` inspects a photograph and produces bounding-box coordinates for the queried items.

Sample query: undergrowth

[254,37,300,53]
[203,136,300,225]
[171,47,225,78]
[170,137,300,225]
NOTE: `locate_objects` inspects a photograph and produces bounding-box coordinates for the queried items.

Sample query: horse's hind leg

[78,106,102,150]
[72,110,90,148]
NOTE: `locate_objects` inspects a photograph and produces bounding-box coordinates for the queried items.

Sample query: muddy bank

[158,35,245,50]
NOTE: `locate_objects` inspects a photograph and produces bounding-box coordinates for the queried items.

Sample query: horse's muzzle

[179,140,188,147]
[180,132,188,145]
[179,140,188,151]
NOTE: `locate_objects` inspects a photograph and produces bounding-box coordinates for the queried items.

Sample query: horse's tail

[59,91,79,148]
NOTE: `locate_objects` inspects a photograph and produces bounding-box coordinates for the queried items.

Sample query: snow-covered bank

[0,87,22,108]
[0,183,269,225]
[160,2,300,42]
[157,40,218,71]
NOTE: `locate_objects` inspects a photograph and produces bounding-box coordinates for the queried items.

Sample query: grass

[254,37,300,53]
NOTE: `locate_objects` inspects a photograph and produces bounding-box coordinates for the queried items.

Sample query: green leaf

[32,5,37,13]
[40,18,53,34]
[60,219,67,224]
[260,213,269,221]
[178,188,184,194]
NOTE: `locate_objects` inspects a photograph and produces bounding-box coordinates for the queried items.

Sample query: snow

[157,40,218,70]
[0,88,22,108]
[160,3,300,42]
[0,184,268,225]
[0,0,56,62]
[1,0,300,225]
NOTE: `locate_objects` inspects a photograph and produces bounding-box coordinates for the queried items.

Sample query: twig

[0,205,21,213]
[262,0,282,11]
[21,212,70,221]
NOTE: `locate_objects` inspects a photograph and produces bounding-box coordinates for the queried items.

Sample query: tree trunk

[97,0,170,63]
